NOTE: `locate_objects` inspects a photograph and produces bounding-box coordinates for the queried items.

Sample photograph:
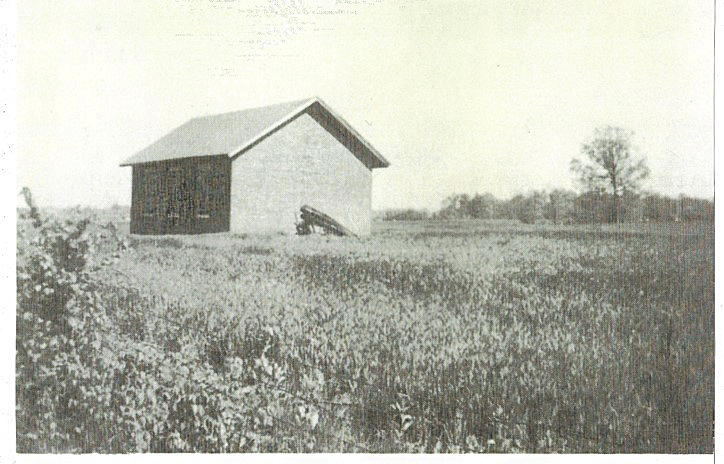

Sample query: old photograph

[12,0,714,457]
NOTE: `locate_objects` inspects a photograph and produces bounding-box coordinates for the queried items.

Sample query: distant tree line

[382,208,432,221]
[383,125,712,224]
[426,190,713,224]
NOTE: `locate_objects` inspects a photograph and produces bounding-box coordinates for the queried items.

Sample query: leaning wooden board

[298,205,357,237]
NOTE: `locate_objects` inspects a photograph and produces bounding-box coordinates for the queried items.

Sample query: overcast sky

[15,0,714,210]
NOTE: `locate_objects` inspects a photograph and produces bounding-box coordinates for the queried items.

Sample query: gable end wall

[229,113,372,235]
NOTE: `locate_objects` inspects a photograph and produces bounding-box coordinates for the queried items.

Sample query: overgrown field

[17,214,714,453]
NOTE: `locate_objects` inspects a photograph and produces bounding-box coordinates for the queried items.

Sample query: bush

[16,193,344,452]
[16,209,115,451]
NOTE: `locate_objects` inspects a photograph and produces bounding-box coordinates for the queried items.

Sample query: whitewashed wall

[229,113,373,235]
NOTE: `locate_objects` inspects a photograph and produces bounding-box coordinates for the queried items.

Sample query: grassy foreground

[16,215,714,453]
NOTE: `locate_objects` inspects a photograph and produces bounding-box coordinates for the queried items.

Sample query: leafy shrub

[16,206,114,451]
[16,198,352,452]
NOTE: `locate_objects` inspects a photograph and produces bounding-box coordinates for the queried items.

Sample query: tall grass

[17,216,713,453]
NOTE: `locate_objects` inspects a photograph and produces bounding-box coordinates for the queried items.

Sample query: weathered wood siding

[230,113,373,235]
[131,155,230,235]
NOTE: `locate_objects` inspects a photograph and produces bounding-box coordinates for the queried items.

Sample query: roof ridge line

[191,97,316,121]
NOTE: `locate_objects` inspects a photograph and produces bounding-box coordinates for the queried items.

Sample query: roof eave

[313,97,390,169]
[120,153,230,167]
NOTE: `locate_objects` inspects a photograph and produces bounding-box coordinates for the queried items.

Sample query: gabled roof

[120,97,390,169]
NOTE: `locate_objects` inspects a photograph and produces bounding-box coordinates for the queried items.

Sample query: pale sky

[15,0,714,210]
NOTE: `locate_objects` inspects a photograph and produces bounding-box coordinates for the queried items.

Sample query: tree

[573,190,612,223]
[570,126,650,223]
[470,193,497,219]
[509,191,547,224]
[439,194,470,218]
[547,189,576,224]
